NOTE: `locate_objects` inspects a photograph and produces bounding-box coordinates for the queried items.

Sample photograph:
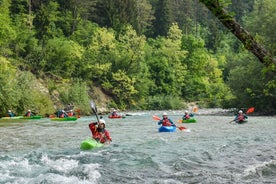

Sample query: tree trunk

[199,0,276,73]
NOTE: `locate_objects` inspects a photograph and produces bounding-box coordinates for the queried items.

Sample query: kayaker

[111,109,118,117]
[234,110,248,123]
[59,110,68,118]
[25,110,34,117]
[158,112,175,126]
[7,110,15,117]
[182,110,191,120]
[89,119,112,144]
[67,110,75,117]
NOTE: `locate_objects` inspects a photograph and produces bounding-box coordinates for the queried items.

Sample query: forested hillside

[0,0,275,115]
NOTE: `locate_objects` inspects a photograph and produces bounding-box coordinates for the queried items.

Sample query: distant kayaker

[158,112,175,126]
[25,110,34,117]
[111,109,118,116]
[89,119,112,144]
[182,110,191,120]
[7,110,15,117]
[67,110,75,117]
[59,110,68,118]
[234,110,248,123]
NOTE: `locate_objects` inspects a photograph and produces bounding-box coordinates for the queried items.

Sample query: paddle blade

[177,119,183,123]
[193,106,198,113]
[90,100,99,122]
[178,126,186,131]
[152,115,161,121]
[90,100,97,114]
[246,107,254,114]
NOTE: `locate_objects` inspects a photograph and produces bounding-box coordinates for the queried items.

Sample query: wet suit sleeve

[158,120,163,125]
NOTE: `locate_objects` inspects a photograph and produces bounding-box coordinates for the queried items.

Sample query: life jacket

[184,114,190,120]
[60,113,65,118]
[26,112,31,117]
[89,123,112,143]
[68,112,74,116]
[93,130,111,143]
[162,118,172,126]
[237,115,245,121]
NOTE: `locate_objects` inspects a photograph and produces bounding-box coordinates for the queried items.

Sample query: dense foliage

[0,0,275,115]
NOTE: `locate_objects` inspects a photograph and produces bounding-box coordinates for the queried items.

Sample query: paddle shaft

[90,100,99,122]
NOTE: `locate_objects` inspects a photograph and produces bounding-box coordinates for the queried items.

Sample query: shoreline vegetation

[0,1,275,116]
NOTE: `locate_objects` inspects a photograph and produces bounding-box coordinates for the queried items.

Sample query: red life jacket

[89,123,112,143]
[238,115,245,121]
[162,118,172,126]
[184,114,190,119]
[60,113,65,118]
[68,112,74,116]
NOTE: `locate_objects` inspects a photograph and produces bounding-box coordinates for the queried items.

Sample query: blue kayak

[158,126,176,132]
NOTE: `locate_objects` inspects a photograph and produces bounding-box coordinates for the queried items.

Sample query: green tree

[42,38,84,78]
[0,0,16,55]
[153,0,172,37]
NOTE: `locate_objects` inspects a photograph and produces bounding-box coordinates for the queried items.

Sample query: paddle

[152,115,186,131]
[90,100,99,122]
[228,107,255,123]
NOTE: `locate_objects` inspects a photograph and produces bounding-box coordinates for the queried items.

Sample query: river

[0,110,275,184]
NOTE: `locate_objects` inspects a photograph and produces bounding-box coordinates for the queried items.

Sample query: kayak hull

[159,126,176,132]
[20,116,42,119]
[108,115,125,119]
[235,120,248,124]
[182,118,197,123]
[50,117,78,121]
[80,138,104,150]
[1,116,23,120]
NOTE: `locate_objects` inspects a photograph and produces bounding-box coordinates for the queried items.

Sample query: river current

[0,110,275,184]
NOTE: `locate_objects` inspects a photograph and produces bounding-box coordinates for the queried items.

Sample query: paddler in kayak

[182,110,194,120]
[89,119,112,144]
[59,110,68,118]
[158,112,176,127]
[24,110,34,117]
[67,110,75,117]
[234,110,248,123]
[7,110,15,117]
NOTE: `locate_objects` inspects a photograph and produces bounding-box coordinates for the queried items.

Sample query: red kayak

[108,115,125,119]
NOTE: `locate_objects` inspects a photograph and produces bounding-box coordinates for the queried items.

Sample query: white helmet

[238,110,243,113]
[99,119,106,124]
[185,110,188,113]
[162,112,167,116]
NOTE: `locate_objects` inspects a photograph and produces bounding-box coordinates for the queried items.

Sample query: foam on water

[0,113,275,183]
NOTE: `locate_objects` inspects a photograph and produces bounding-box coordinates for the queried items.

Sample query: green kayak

[1,116,23,120]
[80,138,104,150]
[50,117,78,121]
[182,118,197,123]
[20,116,42,119]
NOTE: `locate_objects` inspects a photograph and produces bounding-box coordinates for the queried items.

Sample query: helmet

[238,110,243,113]
[185,110,188,113]
[28,110,31,112]
[162,112,167,116]
[99,119,106,124]
[8,110,11,112]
